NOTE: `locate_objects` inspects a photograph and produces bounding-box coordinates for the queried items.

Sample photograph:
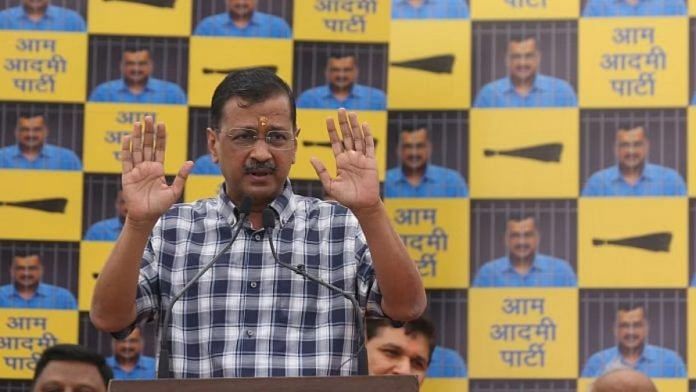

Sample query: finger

[337,108,354,151]
[142,116,155,162]
[131,121,143,165]
[363,122,376,159]
[170,161,194,200]
[155,122,167,165]
[348,111,364,154]
[310,157,332,193]
[121,134,133,173]
[326,117,343,156]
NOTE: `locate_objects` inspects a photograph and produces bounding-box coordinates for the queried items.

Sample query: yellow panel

[0,32,86,102]
[578,198,688,287]
[0,170,82,241]
[88,0,192,36]
[469,109,578,198]
[691,0,696,16]
[188,37,293,107]
[578,378,687,391]
[421,378,468,392]
[0,309,78,379]
[78,242,114,311]
[471,0,579,19]
[688,107,696,196]
[185,176,223,203]
[469,288,578,378]
[579,18,688,108]
[83,103,188,175]
[388,21,470,110]
[293,0,390,42]
[291,109,387,181]
[689,289,696,377]
[385,199,469,289]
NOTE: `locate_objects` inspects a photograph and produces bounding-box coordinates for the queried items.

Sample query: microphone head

[262,207,276,230]
[239,196,253,215]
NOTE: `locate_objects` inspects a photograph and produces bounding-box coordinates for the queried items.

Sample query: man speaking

[90,69,426,378]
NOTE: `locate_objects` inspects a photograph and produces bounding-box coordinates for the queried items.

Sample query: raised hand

[120,116,193,225]
[310,109,381,213]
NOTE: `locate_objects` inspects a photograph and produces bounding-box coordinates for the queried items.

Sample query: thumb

[310,157,332,193]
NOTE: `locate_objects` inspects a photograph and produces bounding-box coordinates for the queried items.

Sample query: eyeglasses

[221,128,296,150]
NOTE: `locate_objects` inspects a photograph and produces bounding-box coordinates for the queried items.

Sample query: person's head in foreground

[589,368,657,392]
[32,344,113,392]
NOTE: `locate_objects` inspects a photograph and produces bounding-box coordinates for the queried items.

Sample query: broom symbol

[203,65,278,75]
[484,143,563,163]
[592,232,672,252]
[0,198,68,213]
[103,0,175,8]
[390,54,456,74]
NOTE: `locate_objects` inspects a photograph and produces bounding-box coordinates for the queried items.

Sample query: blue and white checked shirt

[132,181,383,378]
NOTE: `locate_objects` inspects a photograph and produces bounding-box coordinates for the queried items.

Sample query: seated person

[472,215,577,287]
[106,327,156,380]
[582,0,686,17]
[33,344,113,392]
[89,47,187,104]
[0,0,85,31]
[582,124,685,196]
[384,125,468,197]
[194,0,291,38]
[474,36,577,108]
[191,153,222,175]
[0,254,77,309]
[84,190,127,241]
[0,113,82,171]
[392,0,469,19]
[297,54,386,110]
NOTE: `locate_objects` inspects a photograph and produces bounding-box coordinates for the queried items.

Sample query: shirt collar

[10,282,47,298]
[396,164,434,184]
[117,78,154,93]
[613,345,654,363]
[19,5,56,21]
[609,163,654,182]
[502,74,545,94]
[110,355,149,371]
[321,84,359,99]
[11,144,48,159]
[503,255,541,273]
[216,179,296,228]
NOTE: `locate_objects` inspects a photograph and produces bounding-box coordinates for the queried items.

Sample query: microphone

[262,208,369,375]
[157,196,253,378]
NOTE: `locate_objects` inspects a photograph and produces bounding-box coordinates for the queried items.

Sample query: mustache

[244,162,276,173]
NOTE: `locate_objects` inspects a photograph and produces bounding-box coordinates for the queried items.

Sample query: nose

[248,137,273,161]
[391,358,412,375]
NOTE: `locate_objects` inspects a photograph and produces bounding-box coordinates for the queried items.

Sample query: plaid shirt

[133,181,383,378]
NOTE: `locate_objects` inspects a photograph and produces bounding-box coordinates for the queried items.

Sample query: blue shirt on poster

[0,283,77,309]
[297,84,386,110]
[384,164,468,198]
[0,5,86,31]
[473,74,577,108]
[472,254,577,287]
[582,163,686,197]
[582,345,686,378]
[0,144,82,171]
[194,11,291,38]
[106,355,156,380]
[191,154,222,175]
[689,92,696,105]
[392,0,469,19]
[582,0,687,17]
[84,217,123,241]
[427,346,467,378]
[89,78,187,104]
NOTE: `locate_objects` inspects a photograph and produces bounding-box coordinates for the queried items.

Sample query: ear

[206,128,220,163]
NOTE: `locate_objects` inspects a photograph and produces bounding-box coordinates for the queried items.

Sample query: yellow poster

[0,31,86,102]
[469,109,578,198]
[0,310,78,379]
[421,379,468,392]
[83,103,188,175]
[188,37,293,107]
[579,18,688,107]
[578,378,686,392]
[293,0,390,43]
[184,176,223,203]
[578,198,687,287]
[469,288,578,378]
[388,21,470,110]
[690,289,696,377]
[385,199,469,288]
[687,107,696,196]
[78,242,115,311]
[691,0,696,16]
[0,171,82,241]
[471,0,579,19]
[88,0,192,36]
[291,109,386,181]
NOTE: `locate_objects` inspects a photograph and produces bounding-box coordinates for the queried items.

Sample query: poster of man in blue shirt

[582,0,687,17]
[384,125,468,198]
[0,254,77,309]
[0,0,85,31]
[89,48,187,104]
[473,36,577,108]
[581,304,686,378]
[472,215,577,287]
[391,0,469,19]
[297,54,386,110]
[0,113,82,171]
[194,0,291,38]
[84,190,127,241]
[106,327,156,380]
[191,153,221,175]
[582,124,686,196]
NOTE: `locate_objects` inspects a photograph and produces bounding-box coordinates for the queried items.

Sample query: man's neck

[401,165,426,187]
[511,75,536,97]
[19,144,43,161]
[117,356,140,372]
[407,0,426,8]
[330,84,354,101]
[125,78,148,94]
[620,163,645,186]
[23,4,48,21]
[14,283,38,300]
[509,254,535,275]
[229,11,253,28]
[619,344,645,365]
[625,0,640,6]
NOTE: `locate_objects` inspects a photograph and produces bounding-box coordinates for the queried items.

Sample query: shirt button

[250,281,258,288]
[253,234,262,241]
[246,330,254,337]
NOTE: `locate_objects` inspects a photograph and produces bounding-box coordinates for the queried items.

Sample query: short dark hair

[617,303,647,319]
[123,46,151,54]
[617,123,646,133]
[328,52,357,62]
[509,35,537,45]
[366,316,436,363]
[401,124,430,134]
[209,68,296,130]
[33,344,113,387]
[507,213,536,224]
